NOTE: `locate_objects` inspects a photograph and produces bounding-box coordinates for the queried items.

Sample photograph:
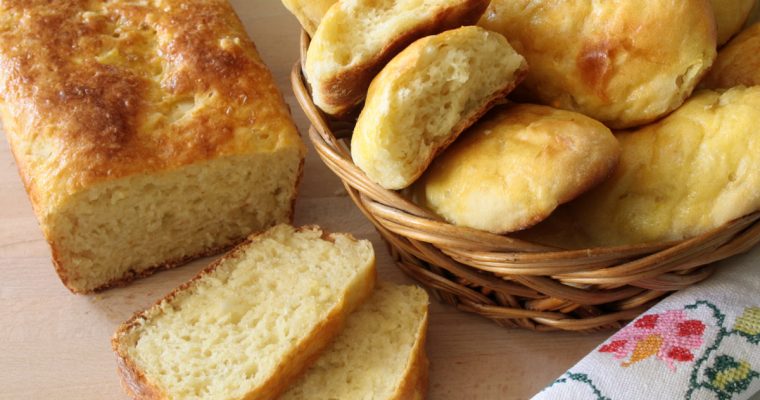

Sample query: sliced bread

[305,0,490,117]
[282,282,430,400]
[351,26,528,190]
[111,224,376,400]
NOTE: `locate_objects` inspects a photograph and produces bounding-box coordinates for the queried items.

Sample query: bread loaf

[522,87,760,248]
[279,0,336,36]
[112,224,376,400]
[305,0,489,117]
[351,26,528,190]
[412,104,620,234]
[478,0,717,129]
[708,0,756,45]
[282,283,429,400]
[0,0,306,293]
[702,23,760,89]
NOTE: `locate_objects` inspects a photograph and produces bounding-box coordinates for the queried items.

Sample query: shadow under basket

[292,31,760,332]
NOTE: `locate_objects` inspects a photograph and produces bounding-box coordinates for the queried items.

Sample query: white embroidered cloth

[532,246,760,400]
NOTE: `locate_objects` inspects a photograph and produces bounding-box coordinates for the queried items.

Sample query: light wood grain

[0,2,609,399]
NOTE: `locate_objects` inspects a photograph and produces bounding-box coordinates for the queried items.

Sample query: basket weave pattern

[292,32,760,331]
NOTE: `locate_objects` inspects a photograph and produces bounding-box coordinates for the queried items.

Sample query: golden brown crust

[0,0,306,293]
[709,0,756,45]
[112,225,376,399]
[411,103,619,235]
[478,0,717,129]
[702,23,760,89]
[307,0,490,117]
[0,0,304,219]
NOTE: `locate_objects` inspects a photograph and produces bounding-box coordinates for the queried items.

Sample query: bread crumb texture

[114,225,376,400]
[282,283,429,400]
[351,26,526,189]
[0,0,305,292]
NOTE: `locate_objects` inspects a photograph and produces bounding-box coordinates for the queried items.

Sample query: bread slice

[305,0,490,117]
[351,26,528,190]
[111,225,376,400]
[280,0,337,36]
[0,0,306,293]
[412,104,620,234]
[282,282,430,400]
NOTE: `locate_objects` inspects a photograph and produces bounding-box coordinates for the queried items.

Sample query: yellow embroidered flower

[734,307,760,336]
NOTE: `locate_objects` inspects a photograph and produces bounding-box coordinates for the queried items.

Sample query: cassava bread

[708,0,756,45]
[0,0,306,293]
[478,0,717,129]
[351,26,528,190]
[282,282,430,400]
[112,224,376,400]
[522,87,760,248]
[702,23,760,89]
[280,0,336,36]
[412,104,620,234]
[305,0,489,117]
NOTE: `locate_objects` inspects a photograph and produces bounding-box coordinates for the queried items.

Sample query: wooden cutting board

[0,2,610,399]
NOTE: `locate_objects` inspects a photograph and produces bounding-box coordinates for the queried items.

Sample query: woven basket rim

[292,30,760,331]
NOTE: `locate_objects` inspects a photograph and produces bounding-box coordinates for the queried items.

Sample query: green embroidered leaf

[734,307,760,344]
[704,355,759,400]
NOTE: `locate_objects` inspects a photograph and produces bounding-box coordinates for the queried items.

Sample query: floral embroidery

[704,355,760,400]
[684,302,760,399]
[599,310,706,370]
[734,307,760,343]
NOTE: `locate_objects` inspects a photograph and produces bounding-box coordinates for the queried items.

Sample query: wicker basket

[292,31,760,332]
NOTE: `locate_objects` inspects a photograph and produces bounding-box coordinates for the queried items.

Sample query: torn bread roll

[305,0,489,117]
[351,26,528,190]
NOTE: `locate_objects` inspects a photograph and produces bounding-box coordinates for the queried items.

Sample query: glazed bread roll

[478,0,717,129]
[709,0,756,45]
[280,0,336,36]
[351,26,528,190]
[412,104,620,234]
[702,23,760,89]
[282,283,429,400]
[112,225,376,400]
[524,87,760,248]
[305,0,489,117]
[0,0,306,293]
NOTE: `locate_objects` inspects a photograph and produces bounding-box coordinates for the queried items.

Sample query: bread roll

[709,0,756,45]
[351,26,528,190]
[0,0,306,292]
[305,0,489,117]
[112,225,376,400]
[523,87,760,248]
[412,104,620,234]
[282,283,429,400]
[279,0,336,36]
[702,23,760,89]
[478,0,717,129]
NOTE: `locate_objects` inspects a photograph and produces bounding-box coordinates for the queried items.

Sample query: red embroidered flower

[598,310,706,370]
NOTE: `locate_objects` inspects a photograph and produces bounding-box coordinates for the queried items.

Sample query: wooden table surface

[0,3,613,399]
